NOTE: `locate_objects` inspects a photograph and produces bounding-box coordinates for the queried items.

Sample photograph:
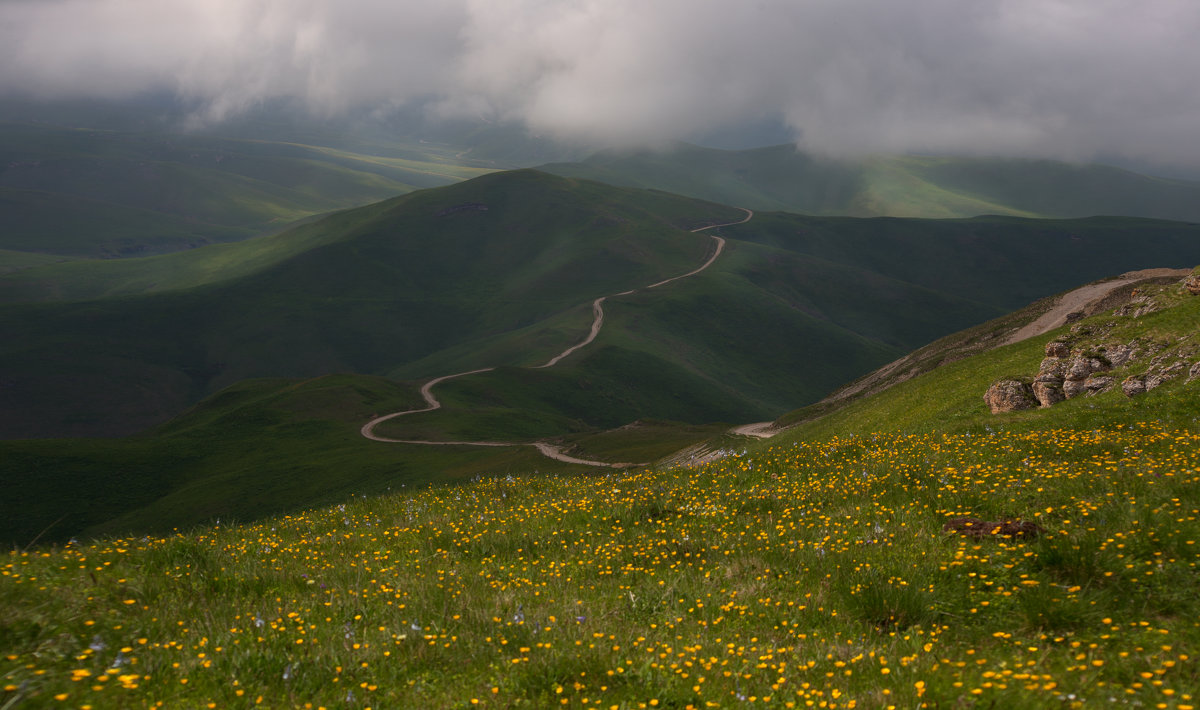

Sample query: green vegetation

[3,371,1197,707]
[9,171,1200,444]
[6,171,1200,553]
[0,121,496,262]
[776,276,1200,440]
[0,374,576,546]
[0,171,741,438]
[542,143,1200,221]
[3,218,1199,707]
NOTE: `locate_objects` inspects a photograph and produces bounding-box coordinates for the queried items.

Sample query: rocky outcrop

[984,379,1037,413]
[988,269,1199,412]
[1030,341,1114,406]
[1032,376,1065,407]
[1122,376,1146,397]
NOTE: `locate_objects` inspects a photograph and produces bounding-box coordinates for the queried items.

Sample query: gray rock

[1045,341,1070,358]
[985,379,1037,414]
[1106,343,1137,368]
[1032,378,1065,407]
[1066,356,1108,380]
[1190,361,1200,382]
[1062,378,1087,399]
[1122,376,1146,397]
[1038,357,1067,379]
[1084,375,1115,395]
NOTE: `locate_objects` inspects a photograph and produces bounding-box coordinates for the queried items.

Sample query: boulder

[1084,375,1115,395]
[1106,343,1137,368]
[1032,378,1065,407]
[984,379,1037,414]
[1184,274,1200,296]
[1045,341,1070,359]
[1190,361,1200,382]
[1038,357,1066,379]
[1062,378,1087,399]
[1066,356,1108,380]
[1122,376,1146,397]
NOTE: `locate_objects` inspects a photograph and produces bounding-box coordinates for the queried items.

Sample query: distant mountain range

[541,143,1200,221]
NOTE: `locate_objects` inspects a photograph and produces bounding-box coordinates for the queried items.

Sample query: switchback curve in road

[361,209,753,467]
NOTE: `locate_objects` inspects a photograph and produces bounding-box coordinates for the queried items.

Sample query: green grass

[3,225,1199,707]
[6,173,1200,556]
[0,373,604,546]
[2,410,1197,707]
[774,278,1200,442]
[0,171,744,438]
[0,248,72,274]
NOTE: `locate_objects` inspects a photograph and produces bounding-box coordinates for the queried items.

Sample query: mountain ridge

[541,143,1200,221]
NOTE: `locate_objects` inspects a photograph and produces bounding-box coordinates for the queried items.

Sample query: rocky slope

[985,267,1200,413]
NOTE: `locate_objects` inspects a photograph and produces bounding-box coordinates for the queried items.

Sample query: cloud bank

[2,0,1199,164]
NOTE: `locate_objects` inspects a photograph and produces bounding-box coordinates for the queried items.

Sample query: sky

[2,0,1199,166]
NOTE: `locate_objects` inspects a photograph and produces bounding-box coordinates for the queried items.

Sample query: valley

[4,266,1198,709]
[4,5,1200,707]
[4,167,1200,546]
[360,208,751,467]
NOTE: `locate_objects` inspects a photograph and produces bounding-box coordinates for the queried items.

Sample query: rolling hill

[5,171,1200,546]
[0,121,496,261]
[3,271,1198,709]
[7,171,1200,442]
[541,143,1200,220]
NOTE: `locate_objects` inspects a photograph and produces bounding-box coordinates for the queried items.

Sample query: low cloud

[2,0,1198,165]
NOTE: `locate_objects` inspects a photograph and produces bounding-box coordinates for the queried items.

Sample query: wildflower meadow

[3,422,1198,708]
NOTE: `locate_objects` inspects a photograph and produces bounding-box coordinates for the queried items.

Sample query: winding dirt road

[361,209,753,467]
[1001,268,1189,346]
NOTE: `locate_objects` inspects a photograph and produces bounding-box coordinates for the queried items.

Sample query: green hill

[771,268,1200,440]
[8,171,1200,443]
[6,171,1200,549]
[3,274,1198,708]
[541,143,1200,220]
[0,122,495,262]
[0,171,742,438]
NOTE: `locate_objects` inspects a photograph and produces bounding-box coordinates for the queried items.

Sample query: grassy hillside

[0,371,735,546]
[3,345,1197,707]
[0,171,740,438]
[0,374,604,547]
[7,173,1200,552]
[774,270,1200,440]
[541,143,1200,221]
[0,122,495,262]
[6,172,1200,443]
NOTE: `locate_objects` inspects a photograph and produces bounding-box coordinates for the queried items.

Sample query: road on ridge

[361,208,753,467]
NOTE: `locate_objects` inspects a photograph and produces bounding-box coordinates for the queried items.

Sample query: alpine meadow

[4,1,1200,708]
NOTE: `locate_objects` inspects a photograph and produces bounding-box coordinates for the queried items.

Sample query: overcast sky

[3,0,1199,165]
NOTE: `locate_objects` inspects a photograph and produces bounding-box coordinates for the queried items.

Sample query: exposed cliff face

[987,267,1200,413]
